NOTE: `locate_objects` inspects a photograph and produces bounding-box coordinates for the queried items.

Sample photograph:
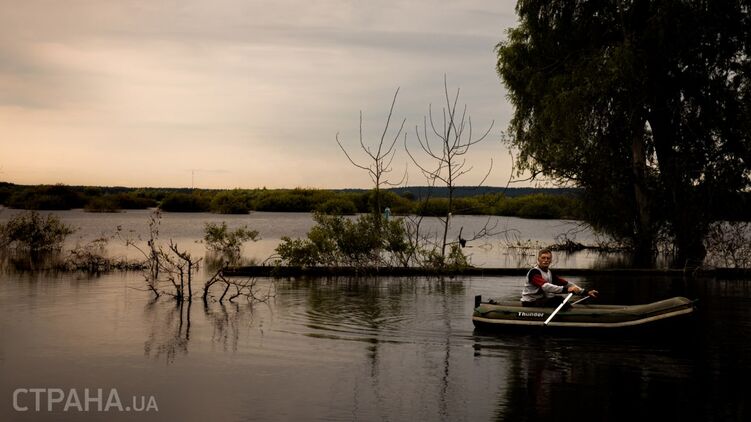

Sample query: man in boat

[521,249,598,307]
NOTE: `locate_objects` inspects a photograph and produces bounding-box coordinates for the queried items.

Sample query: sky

[0,0,520,189]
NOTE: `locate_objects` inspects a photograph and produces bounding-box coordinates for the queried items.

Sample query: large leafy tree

[497,0,751,267]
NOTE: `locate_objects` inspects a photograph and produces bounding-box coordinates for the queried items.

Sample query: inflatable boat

[472,295,696,331]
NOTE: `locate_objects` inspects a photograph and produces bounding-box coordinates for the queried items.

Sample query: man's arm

[552,274,569,287]
[554,274,599,297]
[530,273,566,294]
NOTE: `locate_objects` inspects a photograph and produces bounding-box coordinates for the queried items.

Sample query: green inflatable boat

[472,295,696,331]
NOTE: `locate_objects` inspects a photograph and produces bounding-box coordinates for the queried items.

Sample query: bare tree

[165,240,201,301]
[405,77,495,259]
[118,211,163,298]
[336,88,407,216]
[203,266,273,304]
[120,210,202,301]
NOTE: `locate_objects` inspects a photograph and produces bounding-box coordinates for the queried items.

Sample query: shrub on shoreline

[0,211,75,251]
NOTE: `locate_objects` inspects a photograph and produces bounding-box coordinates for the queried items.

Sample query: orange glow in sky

[0,1,517,189]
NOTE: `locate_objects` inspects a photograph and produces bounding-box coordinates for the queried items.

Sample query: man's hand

[567,285,582,294]
[568,285,599,298]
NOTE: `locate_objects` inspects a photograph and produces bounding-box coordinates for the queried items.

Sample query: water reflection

[0,249,61,273]
[471,278,751,422]
[143,299,191,363]
[204,301,260,353]
[142,297,267,363]
[495,336,569,421]
[304,278,406,336]
[282,277,466,341]
[475,333,696,421]
[2,269,750,420]
[275,277,469,420]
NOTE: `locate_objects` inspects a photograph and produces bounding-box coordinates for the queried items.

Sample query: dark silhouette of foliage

[316,197,358,215]
[0,182,587,219]
[159,192,211,212]
[112,193,158,209]
[210,190,252,214]
[6,184,86,210]
[84,196,121,213]
[497,0,751,266]
[0,211,75,251]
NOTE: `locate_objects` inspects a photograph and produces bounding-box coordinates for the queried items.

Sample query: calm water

[0,271,749,421]
[0,209,621,269]
[1,210,749,421]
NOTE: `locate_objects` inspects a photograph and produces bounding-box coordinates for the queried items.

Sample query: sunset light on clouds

[0,0,518,189]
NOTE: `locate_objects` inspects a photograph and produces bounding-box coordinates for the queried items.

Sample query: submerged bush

[275,236,321,267]
[275,212,420,268]
[422,243,470,270]
[61,237,143,272]
[276,213,379,266]
[0,211,75,251]
[203,222,259,259]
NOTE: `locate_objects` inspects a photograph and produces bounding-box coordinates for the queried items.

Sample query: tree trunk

[440,184,454,260]
[648,110,707,268]
[630,121,654,266]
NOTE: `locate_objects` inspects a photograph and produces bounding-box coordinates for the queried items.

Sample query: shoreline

[224,265,751,279]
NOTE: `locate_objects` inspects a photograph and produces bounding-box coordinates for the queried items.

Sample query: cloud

[0,0,518,188]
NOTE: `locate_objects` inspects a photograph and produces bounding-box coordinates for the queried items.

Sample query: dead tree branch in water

[336,88,407,215]
[405,76,496,262]
[120,210,202,301]
[203,263,274,304]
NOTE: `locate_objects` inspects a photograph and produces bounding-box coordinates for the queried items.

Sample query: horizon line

[0,180,576,191]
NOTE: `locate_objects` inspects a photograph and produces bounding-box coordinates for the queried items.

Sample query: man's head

[537,249,553,270]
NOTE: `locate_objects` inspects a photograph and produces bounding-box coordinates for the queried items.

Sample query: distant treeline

[0,182,748,221]
[341,186,584,200]
[0,182,587,219]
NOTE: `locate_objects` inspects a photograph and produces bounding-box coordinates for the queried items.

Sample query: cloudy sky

[0,0,519,189]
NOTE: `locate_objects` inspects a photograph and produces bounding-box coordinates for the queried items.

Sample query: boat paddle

[571,295,591,305]
[544,293,573,326]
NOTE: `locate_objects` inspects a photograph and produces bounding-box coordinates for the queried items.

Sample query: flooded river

[1,271,749,421]
[0,210,749,420]
[0,209,623,269]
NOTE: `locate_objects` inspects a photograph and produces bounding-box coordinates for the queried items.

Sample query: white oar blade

[544,293,573,326]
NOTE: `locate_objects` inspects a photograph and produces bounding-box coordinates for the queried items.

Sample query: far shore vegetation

[0,182,602,220]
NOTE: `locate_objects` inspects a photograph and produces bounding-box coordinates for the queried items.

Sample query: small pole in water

[544,293,573,326]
